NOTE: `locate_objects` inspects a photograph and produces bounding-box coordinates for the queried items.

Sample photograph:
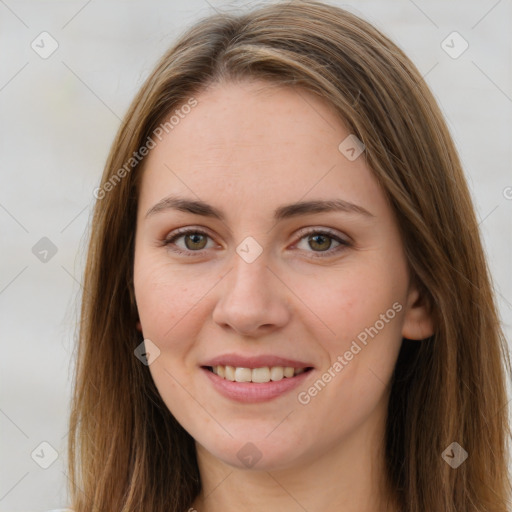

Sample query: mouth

[200,354,315,402]
[203,365,314,383]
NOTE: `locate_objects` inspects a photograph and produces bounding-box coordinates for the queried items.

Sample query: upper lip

[202,354,314,369]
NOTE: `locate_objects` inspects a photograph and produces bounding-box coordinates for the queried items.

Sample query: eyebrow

[145,195,374,221]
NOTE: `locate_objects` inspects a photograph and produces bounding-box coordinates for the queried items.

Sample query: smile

[207,365,311,383]
[200,354,315,402]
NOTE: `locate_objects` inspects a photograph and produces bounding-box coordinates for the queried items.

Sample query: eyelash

[162,227,351,258]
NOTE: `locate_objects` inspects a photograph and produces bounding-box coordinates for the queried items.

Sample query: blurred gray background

[1,0,511,510]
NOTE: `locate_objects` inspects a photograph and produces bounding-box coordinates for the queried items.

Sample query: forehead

[137,79,384,219]
[165,80,345,164]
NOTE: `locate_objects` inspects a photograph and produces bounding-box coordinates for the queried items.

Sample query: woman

[67,1,512,511]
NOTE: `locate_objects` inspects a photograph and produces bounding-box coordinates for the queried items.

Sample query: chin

[198,434,308,472]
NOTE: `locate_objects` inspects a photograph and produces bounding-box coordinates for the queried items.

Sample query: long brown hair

[68,1,512,510]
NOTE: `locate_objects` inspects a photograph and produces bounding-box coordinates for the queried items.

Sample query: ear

[401,283,434,340]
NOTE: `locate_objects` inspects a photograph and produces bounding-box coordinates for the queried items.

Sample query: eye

[294,229,350,257]
[162,227,351,258]
[163,228,216,255]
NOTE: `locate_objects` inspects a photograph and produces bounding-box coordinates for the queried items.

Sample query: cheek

[291,258,407,344]
[294,254,407,402]
[133,256,207,416]
[133,252,213,342]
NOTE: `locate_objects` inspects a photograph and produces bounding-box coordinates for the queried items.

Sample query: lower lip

[202,367,312,403]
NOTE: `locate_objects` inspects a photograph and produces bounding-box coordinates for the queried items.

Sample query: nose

[212,251,291,337]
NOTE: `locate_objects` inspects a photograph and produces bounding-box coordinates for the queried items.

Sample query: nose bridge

[226,247,274,305]
[212,245,290,335]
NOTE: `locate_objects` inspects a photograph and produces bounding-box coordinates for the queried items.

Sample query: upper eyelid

[294,226,349,241]
[165,226,216,243]
[165,225,346,240]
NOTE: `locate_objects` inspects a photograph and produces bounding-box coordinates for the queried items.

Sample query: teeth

[234,367,252,382]
[224,365,235,381]
[210,365,307,383]
[270,366,284,381]
[252,367,270,383]
[283,367,294,378]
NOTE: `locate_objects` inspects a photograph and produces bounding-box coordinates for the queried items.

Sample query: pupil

[186,233,206,250]
[311,234,330,251]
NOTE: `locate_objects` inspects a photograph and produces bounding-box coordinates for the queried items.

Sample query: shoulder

[46,509,74,512]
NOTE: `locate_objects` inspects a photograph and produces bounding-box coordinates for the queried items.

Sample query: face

[133,80,432,471]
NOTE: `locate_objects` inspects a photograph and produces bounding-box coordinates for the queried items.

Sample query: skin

[133,79,433,512]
